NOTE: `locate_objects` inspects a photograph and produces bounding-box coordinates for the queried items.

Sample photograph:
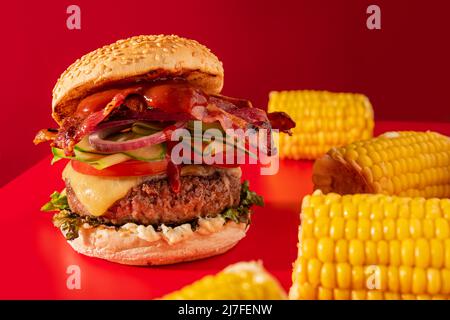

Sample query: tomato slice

[71,159,168,177]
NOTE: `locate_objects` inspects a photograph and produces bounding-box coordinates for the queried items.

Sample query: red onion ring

[94,120,136,130]
[89,121,186,152]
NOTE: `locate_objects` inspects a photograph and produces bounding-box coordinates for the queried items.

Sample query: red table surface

[1,121,449,299]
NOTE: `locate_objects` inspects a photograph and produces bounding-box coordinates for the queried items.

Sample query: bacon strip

[45,83,296,155]
[33,129,57,145]
[267,111,296,135]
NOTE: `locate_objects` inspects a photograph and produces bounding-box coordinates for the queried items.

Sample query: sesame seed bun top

[52,35,224,124]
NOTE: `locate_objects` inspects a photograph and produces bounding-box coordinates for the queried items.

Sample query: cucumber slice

[51,147,130,169]
[89,153,132,170]
[123,143,166,161]
[51,148,66,164]
[191,133,258,159]
[52,147,104,163]
[74,137,111,154]
[71,136,166,162]
[131,126,157,136]
[74,132,147,153]
[109,131,143,142]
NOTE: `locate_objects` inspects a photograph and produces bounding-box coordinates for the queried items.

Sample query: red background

[1,0,450,185]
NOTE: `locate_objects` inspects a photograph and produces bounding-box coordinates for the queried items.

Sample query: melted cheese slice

[63,163,144,216]
[63,163,241,217]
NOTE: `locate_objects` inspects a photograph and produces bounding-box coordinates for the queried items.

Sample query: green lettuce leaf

[221,180,264,224]
[41,190,69,211]
[52,210,81,241]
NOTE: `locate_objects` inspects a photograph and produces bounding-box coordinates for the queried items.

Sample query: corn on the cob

[162,261,287,300]
[268,90,374,160]
[313,131,450,199]
[289,190,450,300]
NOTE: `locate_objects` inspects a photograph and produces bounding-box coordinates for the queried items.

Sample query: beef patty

[66,169,242,226]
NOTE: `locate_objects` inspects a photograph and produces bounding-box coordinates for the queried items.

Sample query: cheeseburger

[35,35,294,265]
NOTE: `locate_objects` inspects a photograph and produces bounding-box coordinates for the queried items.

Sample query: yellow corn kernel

[412,268,427,294]
[377,240,389,265]
[411,198,425,218]
[345,219,358,240]
[298,282,316,300]
[310,194,324,208]
[384,292,401,300]
[335,239,348,263]
[371,203,385,220]
[371,220,383,241]
[397,218,410,240]
[330,217,345,240]
[383,219,396,240]
[334,288,351,300]
[343,202,358,219]
[295,257,308,284]
[430,239,444,268]
[357,219,371,241]
[320,262,336,289]
[423,219,435,238]
[315,204,330,218]
[436,218,449,239]
[317,238,334,263]
[401,239,415,267]
[410,218,423,239]
[349,239,365,266]
[427,269,441,295]
[389,240,401,266]
[163,261,287,300]
[317,287,333,300]
[445,239,450,269]
[301,238,317,260]
[291,191,450,300]
[399,266,413,294]
[387,266,400,293]
[314,217,330,238]
[336,263,351,289]
[268,90,374,160]
[367,291,384,300]
[425,199,441,218]
[351,290,367,300]
[351,266,365,290]
[385,202,399,219]
[307,259,322,286]
[313,131,450,198]
[365,241,377,265]
[357,202,371,219]
[329,203,343,218]
[415,239,430,268]
[441,269,450,294]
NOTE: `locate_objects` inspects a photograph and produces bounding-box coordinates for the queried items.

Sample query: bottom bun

[65,221,248,265]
